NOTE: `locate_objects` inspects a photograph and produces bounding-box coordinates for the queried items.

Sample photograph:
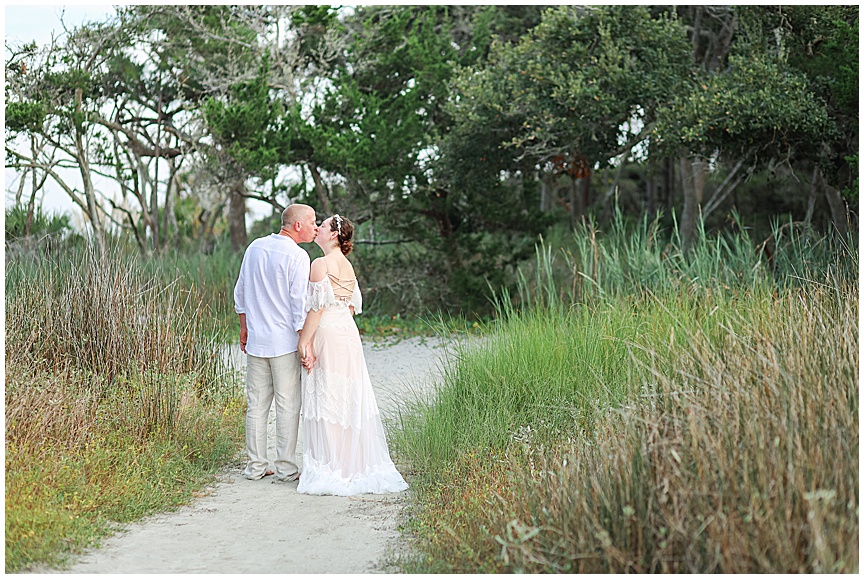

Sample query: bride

[296,214,408,496]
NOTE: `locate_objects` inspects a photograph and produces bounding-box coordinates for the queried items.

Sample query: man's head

[281,204,318,243]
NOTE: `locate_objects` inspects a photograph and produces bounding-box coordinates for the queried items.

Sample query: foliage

[392,217,858,572]
[301,6,551,315]
[5,101,46,133]
[5,244,245,572]
[731,6,858,191]
[5,205,72,241]
[203,58,294,182]
[654,54,831,161]
[453,6,691,164]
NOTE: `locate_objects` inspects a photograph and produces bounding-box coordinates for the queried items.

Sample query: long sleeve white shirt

[233,233,310,358]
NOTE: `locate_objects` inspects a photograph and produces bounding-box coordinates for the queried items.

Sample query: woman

[296,214,408,496]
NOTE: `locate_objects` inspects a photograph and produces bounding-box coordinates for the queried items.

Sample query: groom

[233,204,318,481]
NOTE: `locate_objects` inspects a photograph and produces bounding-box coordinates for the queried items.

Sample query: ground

[34,336,450,574]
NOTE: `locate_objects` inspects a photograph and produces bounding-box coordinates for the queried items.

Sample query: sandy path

[43,336,450,574]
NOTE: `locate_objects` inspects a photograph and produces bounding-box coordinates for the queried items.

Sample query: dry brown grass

[495,284,858,572]
[5,245,243,572]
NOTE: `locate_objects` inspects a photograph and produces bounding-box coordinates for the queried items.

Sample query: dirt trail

[40,336,450,574]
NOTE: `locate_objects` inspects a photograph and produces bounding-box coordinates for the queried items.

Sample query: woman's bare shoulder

[339,257,356,280]
[309,257,329,282]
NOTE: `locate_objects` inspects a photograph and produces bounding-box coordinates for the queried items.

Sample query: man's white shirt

[234,233,310,357]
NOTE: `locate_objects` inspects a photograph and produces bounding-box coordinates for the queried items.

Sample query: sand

[36,336,451,574]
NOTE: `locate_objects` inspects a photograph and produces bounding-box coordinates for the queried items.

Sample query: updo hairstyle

[330,215,354,255]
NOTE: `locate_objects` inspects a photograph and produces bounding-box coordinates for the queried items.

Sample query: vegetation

[4,245,245,572]
[391,215,858,572]
[3,4,858,574]
[5,6,857,312]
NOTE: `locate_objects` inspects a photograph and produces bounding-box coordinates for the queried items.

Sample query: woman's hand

[299,343,316,373]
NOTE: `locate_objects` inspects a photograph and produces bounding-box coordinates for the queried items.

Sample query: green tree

[5,17,136,252]
[448,6,692,223]
[202,60,297,250]
[655,6,854,243]
[304,6,550,310]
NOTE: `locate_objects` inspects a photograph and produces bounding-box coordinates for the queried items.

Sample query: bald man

[234,204,318,481]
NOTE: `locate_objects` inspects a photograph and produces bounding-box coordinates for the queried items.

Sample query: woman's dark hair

[330,215,354,255]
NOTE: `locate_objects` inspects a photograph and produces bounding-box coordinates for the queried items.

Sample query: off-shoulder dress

[296,273,408,496]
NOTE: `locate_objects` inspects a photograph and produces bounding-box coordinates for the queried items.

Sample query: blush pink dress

[297,274,408,496]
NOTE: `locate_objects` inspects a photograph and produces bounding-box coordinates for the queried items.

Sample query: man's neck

[279,228,301,243]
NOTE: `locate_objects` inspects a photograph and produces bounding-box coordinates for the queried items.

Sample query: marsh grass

[5,245,244,572]
[493,283,858,573]
[393,214,858,573]
[518,210,855,308]
[141,243,243,339]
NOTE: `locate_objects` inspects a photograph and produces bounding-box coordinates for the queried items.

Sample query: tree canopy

[5,5,857,310]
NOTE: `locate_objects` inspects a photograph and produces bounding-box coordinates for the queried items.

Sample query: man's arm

[234,251,248,353]
[288,253,312,333]
[239,313,248,354]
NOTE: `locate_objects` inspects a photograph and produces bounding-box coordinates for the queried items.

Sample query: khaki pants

[243,352,302,480]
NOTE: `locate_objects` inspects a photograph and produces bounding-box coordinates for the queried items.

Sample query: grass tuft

[5,244,244,572]
[392,213,858,573]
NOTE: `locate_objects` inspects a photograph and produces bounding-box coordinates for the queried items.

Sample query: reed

[515,209,855,309]
[493,282,858,572]
[5,244,244,572]
[392,214,858,573]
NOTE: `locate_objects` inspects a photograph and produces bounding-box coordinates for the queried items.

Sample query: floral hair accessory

[333,214,343,235]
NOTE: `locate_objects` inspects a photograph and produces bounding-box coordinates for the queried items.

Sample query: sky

[6,4,117,48]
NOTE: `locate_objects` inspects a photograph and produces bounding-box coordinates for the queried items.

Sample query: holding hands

[299,344,316,374]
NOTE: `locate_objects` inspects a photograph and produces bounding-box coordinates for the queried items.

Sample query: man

[234,204,318,481]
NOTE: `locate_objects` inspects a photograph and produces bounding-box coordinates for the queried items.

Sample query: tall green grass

[494,283,858,573]
[392,212,858,573]
[5,244,245,572]
[516,210,855,308]
[139,243,243,339]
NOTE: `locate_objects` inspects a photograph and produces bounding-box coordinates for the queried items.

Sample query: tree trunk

[308,162,332,215]
[76,139,105,252]
[569,177,581,226]
[151,89,164,252]
[821,167,850,237]
[569,174,591,226]
[664,157,675,212]
[540,171,557,213]
[164,159,181,247]
[679,156,707,253]
[804,165,819,231]
[581,170,591,214]
[15,166,27,207]
[645,174,656,220]
[25,135,39,236]
[25,167,37,237]
[229,179,248,252]
[150,162,161,252]
[74,88,105,252]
